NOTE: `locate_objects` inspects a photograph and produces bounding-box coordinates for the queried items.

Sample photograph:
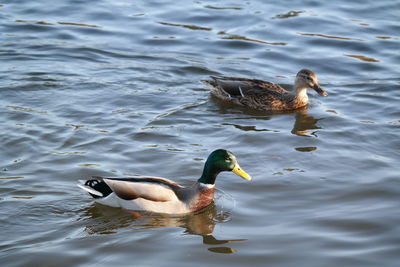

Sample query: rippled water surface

[1,0,399,266]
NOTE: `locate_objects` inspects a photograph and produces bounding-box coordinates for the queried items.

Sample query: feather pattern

[77,149,251,214]
[202,69,327,111]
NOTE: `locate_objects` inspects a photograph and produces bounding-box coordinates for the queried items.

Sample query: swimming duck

[77,149,251,214]
[202,69,327,111]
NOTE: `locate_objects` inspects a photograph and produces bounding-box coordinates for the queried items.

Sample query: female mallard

[77,149,251,214]
[203,69,328,111]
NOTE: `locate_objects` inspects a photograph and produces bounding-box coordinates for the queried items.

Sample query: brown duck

[203,69,328,111]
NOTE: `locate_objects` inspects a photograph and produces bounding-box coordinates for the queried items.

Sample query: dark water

[1,0,399,266]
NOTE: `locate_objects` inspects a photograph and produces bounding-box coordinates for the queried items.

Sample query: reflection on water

[81,206,133,235]
[6,105,48,114]
[203,5,243,10]
[295,146,317,152]
[211,97,323,138]
[15,19,101,28]
[291,109,323,137]
[81,202,245,254]
[299,32,364,41]
[222,123,277,132]
[221,34,288,46]
[2,0,399,265]
[158,22,212,31]
[273,10,304,19]
[343,54,380,62]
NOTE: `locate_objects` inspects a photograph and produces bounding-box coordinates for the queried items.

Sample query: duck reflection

[81,203,246,254]
[291,108,323,136]
[211,98,324,137]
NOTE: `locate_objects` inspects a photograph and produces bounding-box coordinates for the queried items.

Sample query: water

[1,0,399,266]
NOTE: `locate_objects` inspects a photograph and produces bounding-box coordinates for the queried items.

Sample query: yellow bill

[232,164,252,181]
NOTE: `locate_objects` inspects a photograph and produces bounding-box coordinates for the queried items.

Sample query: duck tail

[77,177,113,199]
[200,79,215,87]
[201,76,222,87]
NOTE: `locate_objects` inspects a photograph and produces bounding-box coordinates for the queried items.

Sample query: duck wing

[103,176,184,202]
[206,76,288,97]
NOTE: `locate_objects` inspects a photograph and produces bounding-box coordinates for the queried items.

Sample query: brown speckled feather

[202,69,329,111]
[203,76,300,111]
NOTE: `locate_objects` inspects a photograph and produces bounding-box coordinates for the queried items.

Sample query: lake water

[1,0,399,266]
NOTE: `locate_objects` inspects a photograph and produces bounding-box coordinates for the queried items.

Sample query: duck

[77,149,251,214]
[202,69,328,111]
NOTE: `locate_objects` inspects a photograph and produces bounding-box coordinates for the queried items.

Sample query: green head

[198,149,251,185]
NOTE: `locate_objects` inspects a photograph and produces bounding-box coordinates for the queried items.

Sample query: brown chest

[190,187,215,212]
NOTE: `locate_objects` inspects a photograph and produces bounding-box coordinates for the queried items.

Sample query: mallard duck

[202,69,328,111]
[77,149,251,214]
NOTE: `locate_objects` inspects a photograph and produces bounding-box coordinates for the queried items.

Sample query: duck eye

[225,157,231,162]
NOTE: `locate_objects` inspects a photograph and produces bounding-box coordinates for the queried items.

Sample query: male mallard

[202,69,328,111]
[77,149,251,214]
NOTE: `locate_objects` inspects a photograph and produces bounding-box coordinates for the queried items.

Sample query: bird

[202,69,328,111]
[77,149,251,214]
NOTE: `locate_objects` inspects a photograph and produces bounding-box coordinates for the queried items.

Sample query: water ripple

[1,0,399,266]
